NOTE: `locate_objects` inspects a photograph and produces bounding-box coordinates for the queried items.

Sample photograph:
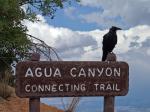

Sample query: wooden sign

[16,61,129,97]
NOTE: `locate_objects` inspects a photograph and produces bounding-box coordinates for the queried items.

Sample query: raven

[102,26,122,61]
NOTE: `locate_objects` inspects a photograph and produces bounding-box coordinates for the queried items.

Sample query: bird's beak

[117,27,122,30]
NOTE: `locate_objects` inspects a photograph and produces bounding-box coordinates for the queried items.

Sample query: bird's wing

[102,34,111,45]
[102,33,116,52]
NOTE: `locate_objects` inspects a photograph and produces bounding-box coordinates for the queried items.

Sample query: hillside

[0,86,63,112]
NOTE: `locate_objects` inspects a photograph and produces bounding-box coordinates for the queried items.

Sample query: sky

[23,0,150,112]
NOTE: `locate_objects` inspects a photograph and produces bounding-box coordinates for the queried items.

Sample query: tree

[20,0,80,19]
[0,0,79,82]
[0,0,30,79]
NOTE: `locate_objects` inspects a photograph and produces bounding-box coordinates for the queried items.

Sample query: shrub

[0,70,14,99]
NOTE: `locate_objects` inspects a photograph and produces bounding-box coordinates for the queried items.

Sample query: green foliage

[20,0,80,19]
[0,0,80,81]
[0,0,31,74]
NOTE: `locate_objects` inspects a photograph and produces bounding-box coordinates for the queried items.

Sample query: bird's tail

[102,51,108,61]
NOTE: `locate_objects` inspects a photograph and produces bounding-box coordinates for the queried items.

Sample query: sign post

[104,53,116,112]
[16,53,129,112]
[29,53,40,112]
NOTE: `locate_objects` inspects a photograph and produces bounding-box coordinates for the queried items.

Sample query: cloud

[64,7,77,19]
[79,0,150,28]
[142,38,150,47]
[23,15,150,61]
[76,25,150,60]
[147,48,150,56]
[80,12,124,28]
[23,15,97,60]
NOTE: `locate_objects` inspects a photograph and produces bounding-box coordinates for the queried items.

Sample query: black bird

[102,26,122,61]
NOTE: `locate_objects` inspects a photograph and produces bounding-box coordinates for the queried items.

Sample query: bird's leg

[102,51,108,61]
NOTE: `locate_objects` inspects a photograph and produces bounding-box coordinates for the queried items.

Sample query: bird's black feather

[102,26,121,61]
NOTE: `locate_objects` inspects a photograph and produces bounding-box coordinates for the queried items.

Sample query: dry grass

[0,70,14,99]
[0,82,13,99]
[0,91,64,112]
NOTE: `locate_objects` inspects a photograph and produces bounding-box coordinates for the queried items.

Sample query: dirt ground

[0,87,63,112]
